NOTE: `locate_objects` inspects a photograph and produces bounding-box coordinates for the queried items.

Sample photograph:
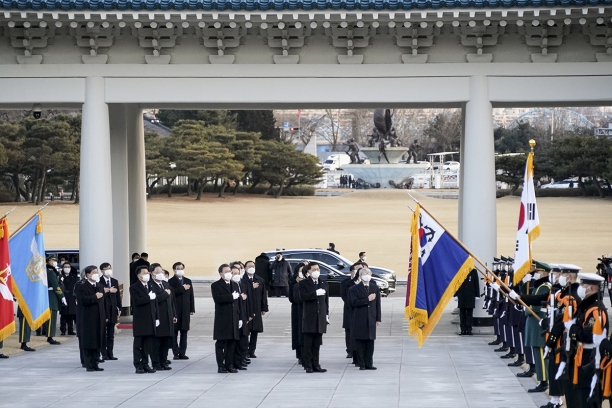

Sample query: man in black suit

[455,268,480,335]
[59,262,79,336]
[348,267,381,370]
[243,260,268,358]
[341,263,360,360]
[99,262,122,360]
[254,253,271,292]
[130,265,158,374]
[299,261,330,373]
[74,265,105,372]
[149,263,176,371]
[130,252,150,285]
[211,264,240,373]
[169,262,194,360]
[231,264,252,370]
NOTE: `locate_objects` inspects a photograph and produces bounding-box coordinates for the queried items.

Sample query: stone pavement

[0,285,549,408]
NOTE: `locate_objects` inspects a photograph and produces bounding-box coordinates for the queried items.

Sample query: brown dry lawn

[1,190,610,278]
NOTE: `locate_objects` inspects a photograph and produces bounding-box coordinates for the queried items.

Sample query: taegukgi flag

[9,213,50,330]
[512,152,540,285]
[405,203,474,347]
[0,217,15,341]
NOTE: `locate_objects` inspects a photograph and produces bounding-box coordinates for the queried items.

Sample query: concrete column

[109,104,130,304]
[460,76,496,322]
[458,106,466,242]
[80,77,113,269]
[126,105,147,256]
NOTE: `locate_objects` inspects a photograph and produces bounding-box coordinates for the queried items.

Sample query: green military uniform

[522,277,551,385]
[17,307,31,343]
[46,264,65,339]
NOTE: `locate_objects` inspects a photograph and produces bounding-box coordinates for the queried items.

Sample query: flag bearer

[45,255,65,345]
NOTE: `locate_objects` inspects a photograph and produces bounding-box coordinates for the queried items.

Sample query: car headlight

[375,280,388,288]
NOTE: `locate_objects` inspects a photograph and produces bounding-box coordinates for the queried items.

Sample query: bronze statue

[408,139,420,163]
[378,138,390,164]
[344,138,360,164]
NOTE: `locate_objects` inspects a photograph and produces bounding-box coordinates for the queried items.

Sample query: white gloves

[155,319,160,327]
[232,291,240,300]
[555,361,566,380]
[500,311,506,319]
[316,289,326,296]
[148,292,156,300]
[239,320,243,329]
[61,298,67,306]
[522,274,532,284]
[593,329,607,347]
[326,315,330,324]
[543,346,551,358]
[509,290,518,300]
[491,283,500,291]
[453,297,458,301]
[475,297,480,301]
[564,319,576,331]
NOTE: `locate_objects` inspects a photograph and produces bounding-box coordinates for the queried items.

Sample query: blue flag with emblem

[405,203,474,347]
[9,213,50,330]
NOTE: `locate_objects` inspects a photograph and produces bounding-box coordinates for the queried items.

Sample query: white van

[322,154,351,171]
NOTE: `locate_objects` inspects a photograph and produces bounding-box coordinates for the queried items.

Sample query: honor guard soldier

[561,272,608,408]
[488,258,504,346]
[45,255,65,345]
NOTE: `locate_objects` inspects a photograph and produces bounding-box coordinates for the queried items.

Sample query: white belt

[580,343,595,350]
[48,287,53,291]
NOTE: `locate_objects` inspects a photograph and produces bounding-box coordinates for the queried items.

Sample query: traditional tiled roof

[1,0,611,10]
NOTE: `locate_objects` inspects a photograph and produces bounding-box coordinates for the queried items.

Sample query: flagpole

[0,208,16,221]
[9,202,50,239]
[407,193,541,321]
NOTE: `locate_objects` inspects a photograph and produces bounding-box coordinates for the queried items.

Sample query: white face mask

[223,272,232,281]
[362,274,372,282]
[141,274,150,283]
[558,276,568,287]
[362,256,367,261]
[534,273,541,280]
[298,272,304,279]
[577,286,587,299]
[104,269,113,277]
[90,273,100,282]
[175,270,184,276]
[155,273,165,281]
[51,261,58,267]
[247,267,255,275]
[232,275,241,283]
[63,268,71,274]
[311,271,320,279]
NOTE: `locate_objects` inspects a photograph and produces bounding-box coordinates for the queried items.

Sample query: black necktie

[107,279,111,288]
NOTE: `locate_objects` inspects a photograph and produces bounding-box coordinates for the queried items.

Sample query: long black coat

[243,274,268,333]
[150,280,176,338]
[130,281,158,337]
[60,273,79,315]
[168,275,195,331]
[289,281,304,350]
[255,254,271,285]
[130,259,150,285]
[340,278,355,329]
[299,278,329,334]
[100,276,122,325]
[455,269,480,309]
[74,280,105,349]
[211,279,240,341]
[235,279,252,337]
[349,282,381,340]
[271,259,292,287]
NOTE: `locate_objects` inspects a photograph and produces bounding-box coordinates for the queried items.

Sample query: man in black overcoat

[348,268,381,370]
[455,268,481,335]
[59,262,78,336]
[99,262,122,360]
[130,265,158,374]
[211,264,240,373]
[254,253,271,291]
[299,262,329,373]
[169,262,194,360]
[74,266,105,372]
[232,265,252,370]
[243,260,268,358]
[341,264,359,359]
[149,264,176,371]
[270,252,292,298]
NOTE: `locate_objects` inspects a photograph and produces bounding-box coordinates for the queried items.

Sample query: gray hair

[360,267,372,275]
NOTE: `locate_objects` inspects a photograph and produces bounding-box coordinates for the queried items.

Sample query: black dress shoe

[86,368,95,372]
[174,355,181,360]
[237,366,247,370]
[218,367,228,373]
[517,370,536,378]
[297,358,302,365]
[346,353,352,358]
[465,331,473,336]
[143,366,156,373]
[165,360,172,365]
[528,383,548,393]
[97,359,105,363]
[313,367,327,373]
[0,353,8,359]
[47,338,61,345]
[162,364,172,371]
[365,366,377,370]
[180,355,189,360]
[68,332,76,336]
[107,357,118,361]
[60,332,66,336]
[494,346,509,352]
[501,353,516,359]
[243,360,251,365]
[249,352,257,358]
[508,360,525,367]
[359,366,366,370]
[135,368,145,374]
[93,366,104,371]
[488,339,502,345]
[21,344,35,352]
[305,368,314,373]
[540,402,561,408]
[227,368,238,373]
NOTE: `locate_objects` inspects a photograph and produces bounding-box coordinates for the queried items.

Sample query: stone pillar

[109,104,130,306]
[126,105,147,258]
[80,77,113,269]
[460,76,496,323]
[458,107,466,242]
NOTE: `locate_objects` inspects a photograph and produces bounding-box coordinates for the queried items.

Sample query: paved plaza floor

[0,285,551,408]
